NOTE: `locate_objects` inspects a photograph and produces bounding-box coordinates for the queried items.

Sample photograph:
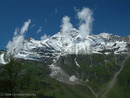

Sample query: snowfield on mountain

[0,29,128,65]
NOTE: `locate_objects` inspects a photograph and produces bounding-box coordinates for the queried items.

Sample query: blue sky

[0,0,130,50]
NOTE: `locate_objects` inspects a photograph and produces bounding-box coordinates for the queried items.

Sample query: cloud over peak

[14,28,19,36]
[6,19,31,54]
[61,16,73,34]
[60,7,93,36]
[77,7,93,35]
[40,34,50,40]
[77,7,93,21]
[20,19,31,35]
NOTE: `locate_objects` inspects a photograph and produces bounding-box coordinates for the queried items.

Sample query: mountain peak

[0,30,128,65]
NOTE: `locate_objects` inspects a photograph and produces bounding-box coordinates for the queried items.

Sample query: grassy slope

[56,53,125,97]
[12,53,128,98]
[76,54,118,91]
[106,57,130,98]
[21,62,94,98]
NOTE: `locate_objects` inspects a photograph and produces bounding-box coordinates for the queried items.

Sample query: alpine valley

[0,29,130,98]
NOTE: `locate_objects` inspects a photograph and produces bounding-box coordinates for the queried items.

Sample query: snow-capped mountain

[0,29,128,65]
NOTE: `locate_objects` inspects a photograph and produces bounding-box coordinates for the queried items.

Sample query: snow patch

[86,78,89,82]
[74,58,80,67]
[99,33,111,39]
[69,75,78,82]
[0,53,7,64]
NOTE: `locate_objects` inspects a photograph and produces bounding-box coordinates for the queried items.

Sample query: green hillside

[21,61,95,98]
[0,53,130,98]
[106,56,130,98]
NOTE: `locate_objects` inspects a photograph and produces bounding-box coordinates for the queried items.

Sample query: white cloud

[14,28,19,36]
[31,24,36,28]
[74,7,79,12]
[37,26,42,33]
[6,35,24,54]
[41,34,50,40]
[55,8,58,14]
[6,19,31,54]
[61,16,73,34]
[20,19,31,35]
[77,7,93,35]
[45,19,47,23]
